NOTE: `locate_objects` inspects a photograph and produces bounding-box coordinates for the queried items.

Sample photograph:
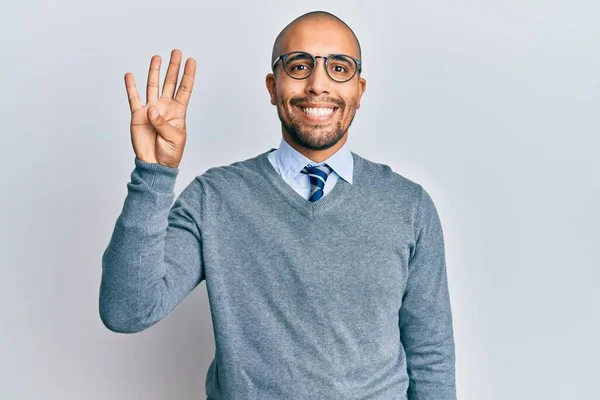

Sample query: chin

[289,126,346,151]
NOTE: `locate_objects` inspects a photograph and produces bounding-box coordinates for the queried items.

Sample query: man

[99,10,456,400]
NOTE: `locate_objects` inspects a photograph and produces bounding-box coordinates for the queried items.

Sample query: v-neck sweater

[266,137,354,199]
[260,148,355,216]
[99,149,456,400]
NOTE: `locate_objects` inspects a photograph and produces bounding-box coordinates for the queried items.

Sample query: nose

[304,58,331,96]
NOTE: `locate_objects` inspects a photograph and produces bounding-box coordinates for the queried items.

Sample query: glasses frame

[272,51,362,83]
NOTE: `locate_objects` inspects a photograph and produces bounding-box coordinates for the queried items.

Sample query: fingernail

[150,107,158,118]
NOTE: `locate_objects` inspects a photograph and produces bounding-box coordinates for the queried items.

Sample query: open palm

[125,49,196,168]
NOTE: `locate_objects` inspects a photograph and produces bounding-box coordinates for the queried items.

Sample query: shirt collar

[275,137,354,185]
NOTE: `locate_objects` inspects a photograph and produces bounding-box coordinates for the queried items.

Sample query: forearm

[99,157,204,333]
[402,284,456,400]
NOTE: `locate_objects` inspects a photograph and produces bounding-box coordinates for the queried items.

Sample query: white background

[1,0,598,399]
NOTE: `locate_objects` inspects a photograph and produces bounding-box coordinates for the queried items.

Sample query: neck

[281,131,348,163]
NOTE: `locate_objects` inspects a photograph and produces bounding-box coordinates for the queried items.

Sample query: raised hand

[124,49,196,168]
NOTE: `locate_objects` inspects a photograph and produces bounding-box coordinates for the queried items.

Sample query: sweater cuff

[133,157,179,192]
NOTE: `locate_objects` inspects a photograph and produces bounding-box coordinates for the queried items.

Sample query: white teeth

[301,107,334,117]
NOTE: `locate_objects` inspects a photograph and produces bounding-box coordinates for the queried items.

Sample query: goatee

[277,96,356,151]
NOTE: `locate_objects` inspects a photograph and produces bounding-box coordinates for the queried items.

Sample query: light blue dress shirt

[267,137,354,200]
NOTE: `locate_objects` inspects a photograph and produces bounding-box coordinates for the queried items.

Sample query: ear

[266,73,277,105]
[355,76,367,110]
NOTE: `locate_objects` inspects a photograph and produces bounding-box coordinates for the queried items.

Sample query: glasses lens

[327,55,357,82]
[283,52,314,79]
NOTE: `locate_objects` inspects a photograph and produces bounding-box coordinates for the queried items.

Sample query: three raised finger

[126,51,195,113]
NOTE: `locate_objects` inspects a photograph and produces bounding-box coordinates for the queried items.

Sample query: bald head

[271,11,362,68]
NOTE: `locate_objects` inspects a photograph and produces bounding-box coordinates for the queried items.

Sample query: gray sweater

[99,149,456,400]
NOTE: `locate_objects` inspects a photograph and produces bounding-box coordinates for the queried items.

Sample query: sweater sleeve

[399,186,457,399]
[99,157,205,333]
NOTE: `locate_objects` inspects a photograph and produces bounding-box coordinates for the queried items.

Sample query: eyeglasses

[272,51,362,83]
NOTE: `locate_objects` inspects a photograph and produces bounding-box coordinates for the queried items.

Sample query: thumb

[147,106,176,141]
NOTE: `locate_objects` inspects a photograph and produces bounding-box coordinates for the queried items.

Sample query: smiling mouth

[298,106,338,119]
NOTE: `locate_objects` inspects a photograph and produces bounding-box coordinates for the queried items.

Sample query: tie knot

[301,163,333,202]
[302,163,333,179]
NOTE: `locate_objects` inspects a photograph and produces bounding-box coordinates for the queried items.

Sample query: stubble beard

[276,97,357,151]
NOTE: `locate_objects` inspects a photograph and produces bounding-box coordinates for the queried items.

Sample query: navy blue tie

[301,164,333,202]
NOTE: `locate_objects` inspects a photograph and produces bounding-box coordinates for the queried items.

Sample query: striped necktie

[301,163,333,202]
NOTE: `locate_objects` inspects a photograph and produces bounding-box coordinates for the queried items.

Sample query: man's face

[266,19,367,151]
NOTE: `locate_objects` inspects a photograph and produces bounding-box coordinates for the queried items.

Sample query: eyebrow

[286,53,313,63]
[286,52,356,61]
[329,54,352,62]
